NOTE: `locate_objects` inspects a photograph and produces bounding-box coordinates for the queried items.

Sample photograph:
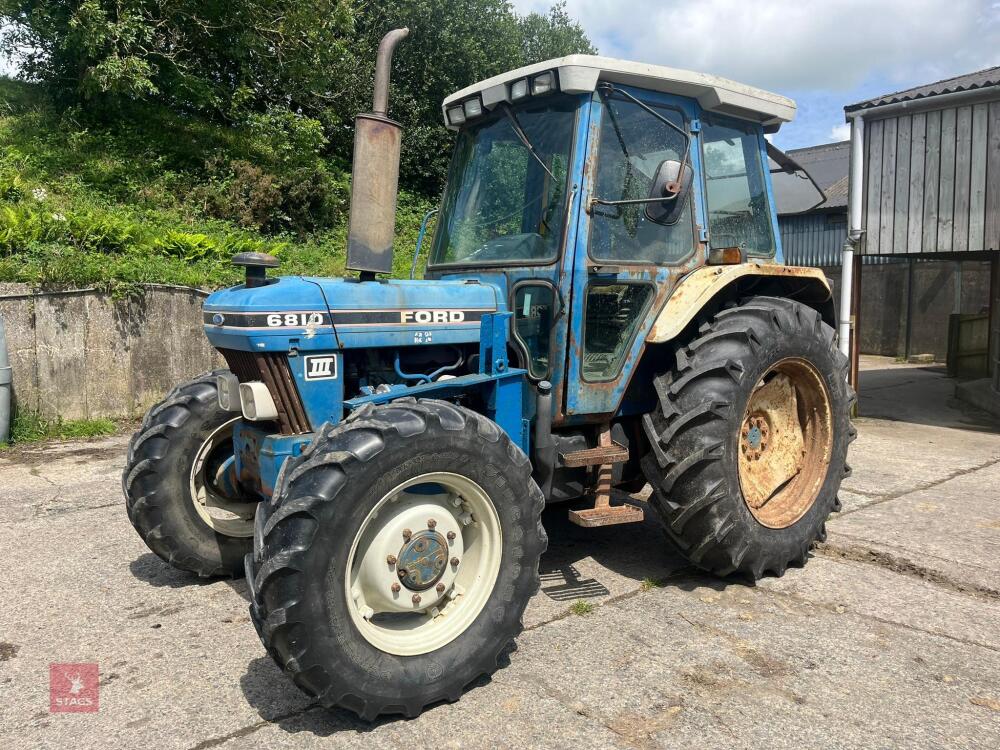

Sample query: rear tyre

[641,296,855,579]
[247,399,546,720]
[123,371,257,577]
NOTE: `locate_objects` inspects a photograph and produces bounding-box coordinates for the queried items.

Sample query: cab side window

[701,119,775,255]
[589,96,694,264]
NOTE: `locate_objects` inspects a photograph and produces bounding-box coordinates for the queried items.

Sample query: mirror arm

[587,194,678,213]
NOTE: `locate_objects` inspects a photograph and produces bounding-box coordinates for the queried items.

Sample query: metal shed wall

[779,212,847,267]
[861,99,1000,255]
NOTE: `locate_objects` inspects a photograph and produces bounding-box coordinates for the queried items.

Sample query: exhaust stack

[346,28,410,279]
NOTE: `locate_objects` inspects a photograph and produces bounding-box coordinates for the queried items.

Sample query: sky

[511,0,1000,150]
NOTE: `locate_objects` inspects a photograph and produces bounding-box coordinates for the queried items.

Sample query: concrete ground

[2,354,999,749]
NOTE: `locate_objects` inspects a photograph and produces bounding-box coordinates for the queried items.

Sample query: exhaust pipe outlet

[346,28,410,279]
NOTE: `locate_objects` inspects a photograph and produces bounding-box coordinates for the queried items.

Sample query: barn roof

[845,66,1000,113]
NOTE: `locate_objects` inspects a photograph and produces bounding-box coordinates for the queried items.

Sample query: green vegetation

[1,410,118,449]
[569,600,594,616]
[0,1,595,290]
[640,577,665,592]
[0,77,435,290]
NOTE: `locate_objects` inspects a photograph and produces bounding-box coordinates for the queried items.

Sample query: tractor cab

[426,56,822,419]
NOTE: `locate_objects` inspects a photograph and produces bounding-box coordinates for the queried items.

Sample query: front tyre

[123,370,257,577]
[247,399,546,720]
[641,296,855,579]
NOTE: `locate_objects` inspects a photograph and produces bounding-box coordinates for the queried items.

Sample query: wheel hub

[741,415,770,461]
[396,530,449,591]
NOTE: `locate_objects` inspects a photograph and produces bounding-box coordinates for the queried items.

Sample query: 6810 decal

[267,312,325,328]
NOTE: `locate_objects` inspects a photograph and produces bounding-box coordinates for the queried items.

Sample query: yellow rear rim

[738,358,833,529]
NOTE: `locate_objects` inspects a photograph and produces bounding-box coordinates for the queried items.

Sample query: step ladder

[562,423,644,527]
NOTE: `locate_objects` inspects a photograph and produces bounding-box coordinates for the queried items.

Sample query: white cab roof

[442,55,795,130]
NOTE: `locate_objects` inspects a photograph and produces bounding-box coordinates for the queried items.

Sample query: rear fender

[647,263,835,344]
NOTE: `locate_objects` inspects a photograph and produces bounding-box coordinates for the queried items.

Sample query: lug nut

[386,554,397,566]
[446,531,456,541]
[451,557,460,567]
[436,583,446,594]
[391,583,401,593]
[412,594,421,605]
[398,568,407,579]
[402,528,412,541]
[427,518,437,529]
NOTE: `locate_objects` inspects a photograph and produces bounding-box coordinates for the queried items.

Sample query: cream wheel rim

[345,472,503,656]
[189,419,257,537]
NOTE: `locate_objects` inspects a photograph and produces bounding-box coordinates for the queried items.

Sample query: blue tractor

[124,29,852,720]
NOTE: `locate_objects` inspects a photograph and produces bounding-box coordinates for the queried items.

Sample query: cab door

[562,85,706,418]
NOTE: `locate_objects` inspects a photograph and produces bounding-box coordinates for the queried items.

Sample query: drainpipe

[840,114,865,359]
[0,315,11,444]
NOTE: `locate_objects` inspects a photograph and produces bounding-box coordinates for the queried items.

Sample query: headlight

[463,97,483,119]
[531,71,555,96]
[510,78,529,100]
[217,373,240,412]
[239,382,278,421]
[447,106,466,125]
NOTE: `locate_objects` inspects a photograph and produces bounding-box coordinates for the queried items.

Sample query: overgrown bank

[0,78,436,292]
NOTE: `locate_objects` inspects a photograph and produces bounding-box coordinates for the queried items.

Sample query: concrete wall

[0,284,221,420]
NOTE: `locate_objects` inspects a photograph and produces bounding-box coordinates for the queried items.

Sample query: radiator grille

[219,349,311,435]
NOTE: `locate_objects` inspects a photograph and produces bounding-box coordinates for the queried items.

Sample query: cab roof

[442,55,795,131]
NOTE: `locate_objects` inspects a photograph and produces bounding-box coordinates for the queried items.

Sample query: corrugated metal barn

[778,141,850,268]
[842,66,1000,412]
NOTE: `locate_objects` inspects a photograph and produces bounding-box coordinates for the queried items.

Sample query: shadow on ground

[859,364,1000,433]
[129,552,251,601]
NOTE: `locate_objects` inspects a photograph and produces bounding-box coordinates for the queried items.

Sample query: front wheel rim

[738,358,834,529]
[345,472,503,657]
[189,419,257,537]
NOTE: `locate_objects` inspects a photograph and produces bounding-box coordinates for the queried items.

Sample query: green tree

[518,1,596,64]
[0,1,355,118]
[330,0,597,192]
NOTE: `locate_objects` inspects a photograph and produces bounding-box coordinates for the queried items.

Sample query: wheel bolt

[398,568,407,579]
[451,556,460,567]
[386,554,397,566]
[436,583,446,594]
[446,531,456,541]
[427,518,437,529]
[412,594,421,605]
[402,528,412,541]
[391,583,401,593]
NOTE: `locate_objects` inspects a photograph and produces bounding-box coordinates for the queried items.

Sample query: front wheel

[641,296,855,579]
[123,370,258,577]
[247,399,546,720]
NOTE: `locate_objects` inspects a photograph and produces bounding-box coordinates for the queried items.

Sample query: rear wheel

[124,371,257,577]
[247,399,546,720]
[641,296,855,579]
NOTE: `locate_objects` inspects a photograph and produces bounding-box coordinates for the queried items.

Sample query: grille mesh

[219,349,310,435]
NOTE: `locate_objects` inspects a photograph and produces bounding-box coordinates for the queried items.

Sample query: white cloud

[829,123,851,141]
[510,0,1000,92]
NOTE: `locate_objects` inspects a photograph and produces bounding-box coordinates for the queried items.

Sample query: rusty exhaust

[346,28,410,279]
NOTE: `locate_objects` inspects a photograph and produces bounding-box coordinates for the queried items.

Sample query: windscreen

[430,97,576,266]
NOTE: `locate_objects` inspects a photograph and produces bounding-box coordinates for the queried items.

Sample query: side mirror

[645,159,693,225]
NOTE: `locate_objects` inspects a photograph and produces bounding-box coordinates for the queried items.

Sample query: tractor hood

[203,276,502,353]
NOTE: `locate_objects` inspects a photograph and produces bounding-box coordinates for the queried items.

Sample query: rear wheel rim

[345,472,503,656]
[189,419,257,537]
[738,358,833,529]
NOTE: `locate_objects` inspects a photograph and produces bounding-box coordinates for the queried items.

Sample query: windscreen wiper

[500,103,557,182]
